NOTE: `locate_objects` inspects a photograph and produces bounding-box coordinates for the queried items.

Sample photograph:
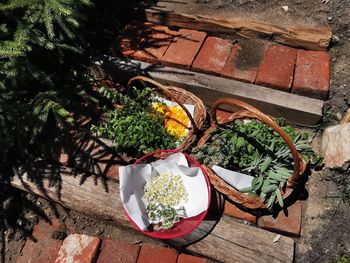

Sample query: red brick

[97,238,140,263]
[292,50,330,100]
[55,234,101,263]
[257,200,302,236]
[221,44,259,83]
[224,202,257,224]
[16,219,63,263]
[132,26,177,64]
[137,245,178,263]
[115,23,153,58]
[192,36,232,75]
[255,45,297,91]
[161,29,207,69]
[95,153,120,180]
[177,254,208,263]
[101,163,120,180]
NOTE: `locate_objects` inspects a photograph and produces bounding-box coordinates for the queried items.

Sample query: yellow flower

[153,103,190,139]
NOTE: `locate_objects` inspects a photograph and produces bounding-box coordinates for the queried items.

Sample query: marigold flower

[153,103,190,139]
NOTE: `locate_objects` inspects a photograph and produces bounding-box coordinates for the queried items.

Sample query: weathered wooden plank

[11,165,294,263]
[93,57,324,126]
[188,216,294,263]
[145,1,332,50]
[11,165,129,225]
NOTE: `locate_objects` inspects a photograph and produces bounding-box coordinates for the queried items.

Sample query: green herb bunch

[92,85,177,156]
[192,119,321,210]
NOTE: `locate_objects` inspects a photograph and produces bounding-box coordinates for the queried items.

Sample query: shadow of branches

[0,0,159,261]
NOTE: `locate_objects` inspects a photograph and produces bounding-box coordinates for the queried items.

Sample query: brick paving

[16,224,209,263]
[221,43,260,83]
[116,22,330,100]
[258,200,302,237]
[292,50,330,100]
[16,218,63,263]
[161,29,207,69]
[192,36,233,75]
[96,238,140,263]
[255,45,297,92]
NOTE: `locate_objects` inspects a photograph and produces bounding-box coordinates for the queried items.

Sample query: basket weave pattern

[128,76,206,152]
[197,98,307,209]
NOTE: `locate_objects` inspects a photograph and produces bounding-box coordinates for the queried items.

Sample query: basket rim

[196,98,307,210]
[94,77,207,155]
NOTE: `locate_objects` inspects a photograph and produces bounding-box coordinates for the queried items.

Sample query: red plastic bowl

[122,150,211,239]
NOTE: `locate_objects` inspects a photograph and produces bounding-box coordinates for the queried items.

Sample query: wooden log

[10,165,129,225]
[11,165,294,263]
[145,1,332,50]
[93,57,324,126]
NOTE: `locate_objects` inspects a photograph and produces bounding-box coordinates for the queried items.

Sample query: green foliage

[92,86,177,156]
[0,0,92,162]
[192,119,321,210]
[335,256,350,263]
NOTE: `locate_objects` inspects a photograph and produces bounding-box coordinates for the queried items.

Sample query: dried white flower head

[144,172,188,230]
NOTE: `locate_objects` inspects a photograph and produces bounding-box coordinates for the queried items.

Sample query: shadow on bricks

[114,22,178,63]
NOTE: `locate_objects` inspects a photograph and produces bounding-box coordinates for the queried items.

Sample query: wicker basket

[197,98,307,209]
[127,76,206,153]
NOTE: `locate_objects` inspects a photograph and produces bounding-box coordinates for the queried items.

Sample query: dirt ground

[1,1,350,262]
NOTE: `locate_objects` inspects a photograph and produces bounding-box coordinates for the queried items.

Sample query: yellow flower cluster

[153,102,190,139]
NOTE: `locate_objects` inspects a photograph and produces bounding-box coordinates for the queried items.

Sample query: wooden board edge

[144,8,332,51]
[92,57,324,126]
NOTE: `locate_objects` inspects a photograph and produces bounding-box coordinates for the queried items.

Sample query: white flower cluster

[144,172,188,206]
[144,171,188,230]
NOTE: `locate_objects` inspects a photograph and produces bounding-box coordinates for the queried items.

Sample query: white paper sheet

[211,165,254,191]
[119,153,209,231]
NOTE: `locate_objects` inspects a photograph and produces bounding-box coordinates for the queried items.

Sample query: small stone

[322,123,350,170]
[332,35,340,44]
[328,16,333,20]
[336,112,343,120]
[273,234,281,243]
[282,6,289,11]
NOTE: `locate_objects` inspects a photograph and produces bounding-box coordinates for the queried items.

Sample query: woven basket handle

[209,98,306,188]
[127,76,199,133]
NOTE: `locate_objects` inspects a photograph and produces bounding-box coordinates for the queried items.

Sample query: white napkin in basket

[211,165,254,191]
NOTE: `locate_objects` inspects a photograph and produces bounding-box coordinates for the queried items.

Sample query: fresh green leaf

[276,189,284,207]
